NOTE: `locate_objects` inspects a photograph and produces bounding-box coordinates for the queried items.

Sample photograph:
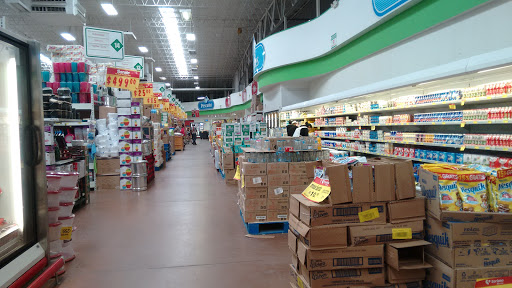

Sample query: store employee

[293,122,312,137]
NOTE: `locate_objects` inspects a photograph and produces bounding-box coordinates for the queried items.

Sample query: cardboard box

[267,210,288,222]
[243,187,267,199]
[297,241,384,271]
[268,186,290,199]
[305,161,352,204]
[420,168,512,223]
[290,185,308,195]
[267,174,290,186]
[387,198,426,223]
[267,162,289,175]
[243,175,267,187]
[425,253,512,288]
[289,175,312,186]
[150,111,161,123]
[222,152,234,170]
[143,104,152,118]
[349,220,425,246]
[224,169,236,184]
[289,214,347,249]
[387,266,426,284]
[241,162,267,175]
[300,264,386,288]
[386,240,432,271]
[392,159,416,200]
[99,106,117,119]
[425,215,512,268]
[96,175,120,190]
[240,195,267,210]
[96,157,121,175]
[352,162,396,202]
[290,194,387,227]
[289,162,310,176]
[267,198,289,210]
[241,208,267,223]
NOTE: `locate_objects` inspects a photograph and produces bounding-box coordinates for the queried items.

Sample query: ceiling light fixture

[101,3,118,16]
[165,83,171,86]
[194,82,199,85]
[191,58,198,64]
[180,9,192,21]
[160,77,167,80]
[60,33,75,41]
[155,67,162,72]
[195,86,200,89]
[138,46,148,53]
[193,76,199,80]
[477,65,512,74]
[186,33,196,41]
[197,96,205,100]
[159,8,189,76]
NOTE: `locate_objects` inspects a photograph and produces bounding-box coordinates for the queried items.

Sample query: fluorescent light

[39,54,52,64]
[194,82,199,85]
[160,77,167,80]
[195,86,200,89]
[155,67,162,72]
[197,96,205,100]
[165,83,171,86]
[138,46,148,53]
[191,58,198,64]
[193,76,199,80]
[180,9,192,21]
[101,3,118,16]
[159,8,189,76]
[186,33,196,41]
[60,33,75,41]
[478,65,512,74]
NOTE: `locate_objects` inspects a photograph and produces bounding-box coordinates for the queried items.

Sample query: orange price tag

[105,67,140,92]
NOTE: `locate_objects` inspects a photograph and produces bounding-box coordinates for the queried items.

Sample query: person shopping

[293,122,312,137]
[191,125,197,145]
[286,120,298,136]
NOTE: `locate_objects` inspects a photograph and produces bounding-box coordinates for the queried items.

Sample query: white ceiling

[0,0,272,92]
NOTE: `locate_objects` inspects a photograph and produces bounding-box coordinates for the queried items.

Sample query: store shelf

[44,118,82,123]
[323,146,442,164]
[289,94,512,120]
[47,158,76,166]
[314,119,511,128]
[72,103,94,110]
[319,136,511,152]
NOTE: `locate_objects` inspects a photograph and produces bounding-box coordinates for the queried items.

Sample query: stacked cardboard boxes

[419,168,512,288]
[288,158,431,288]
[96,157,120,190]
[117,99,143,190]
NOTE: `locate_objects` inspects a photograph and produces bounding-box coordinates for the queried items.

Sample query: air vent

[29,0,86,24]
[188,49,196,55]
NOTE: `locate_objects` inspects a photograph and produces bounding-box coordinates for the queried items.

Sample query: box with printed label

[425,253,512,288]
[268,174,290,186]
[45,152,55,165]
[241,208,267,223]
[267,210,288,222]
[243,187,267,199]
[241,162,267,175]
[299,263,385,288]
[234,136,243,146]
[290,185,308,195]
[240,194,267,211]
[96,175,120,190]
[119,127,132,140]
[267,162,289,175]
[242,124,250,136]
[222,152,234,170]
[119,141,132,153]
[233,123,241,135]
[224,169,236,184]
[387,197,426,223]
[131,127,142,140]
[117,107,131,115]
[267,198,289,210]
[349,220,425,246]
[289,214,347,249]
[305,161,352,204]
[425,215,512,268]
[290,194,386,227]
[44,125,54,146]
[120,177,132,190]
[268,186,290,199]
[131,106,141,115]
[289,162,309,175]
[289,175,312,186]
[118,115,131,127]
[243,175,267,187]
[131,140,142,153]
[223,124,235,137]
[131,116,141,127]
[297,240,384,271]
[119,165,132,177]
[119,153,132,165]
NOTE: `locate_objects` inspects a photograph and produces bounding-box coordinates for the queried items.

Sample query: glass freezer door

[0,34,37,268]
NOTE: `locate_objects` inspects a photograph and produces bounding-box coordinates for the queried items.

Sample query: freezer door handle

[25,125,42,166]
[32,125,42,165]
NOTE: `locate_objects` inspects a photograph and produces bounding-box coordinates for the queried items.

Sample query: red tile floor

[48,140,290,287]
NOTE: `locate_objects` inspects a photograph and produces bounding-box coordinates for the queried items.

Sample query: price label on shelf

[461,100,465,106]
[504,120,509,123]
[297,277,305,288]
[105,67,140,91]
[302,177,331,203]
[358,113,361,117]
[60,226,72,240]
[392,228,412,240]
[358,208,380,223]
[432,122,436,125]
[487,96,492,99]
[485,147,491,150]
[442,144,447,146]
[449,104,456,109]
[488,120,493,124]
[371,126,375,130]
[475,146,480,149]
[460,146,466,151]
[359,126,362,130]
[503,94,508,98]
[461,122,466,127]
[442,122,446,125]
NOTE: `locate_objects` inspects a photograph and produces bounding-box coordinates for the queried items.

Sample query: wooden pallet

[239,210,289,235]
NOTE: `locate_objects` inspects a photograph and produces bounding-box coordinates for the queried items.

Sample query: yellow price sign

[392,228,412,240]
[371,126,375,131]
[60,226,73,240]
[461,100,465,106]
[143,96,159,105]
[461,122,466,128]
[449,104,456,109]
[358,208,380,223]
[302,177,331,203]
[105,67,140,92]
[233,165,241,181]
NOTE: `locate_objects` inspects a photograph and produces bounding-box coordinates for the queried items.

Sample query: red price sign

[143,97,158,105]
[105,67,140,92]
[133,83,154,98]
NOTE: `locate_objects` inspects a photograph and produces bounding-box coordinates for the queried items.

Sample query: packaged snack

[494,168,512,213]
[423,166,462,211]
[456,171,488,212]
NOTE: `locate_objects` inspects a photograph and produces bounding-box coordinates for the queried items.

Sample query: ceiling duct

[29,0,86,25]
[5,0,31,12]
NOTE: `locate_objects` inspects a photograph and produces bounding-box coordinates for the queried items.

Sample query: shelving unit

[323,146,441,164]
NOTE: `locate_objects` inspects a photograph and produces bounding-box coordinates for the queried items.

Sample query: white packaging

[117,107,131,115]
[120,177,132,190]
[120,165,132,177]
[119,153,132,165]
[114,90,131,99]
[131,106,141,115]
[118,128,132,140]
[132,142,142,153]
[118,115,131,127]
[131,128,142,140]
[131,117,141,127]
[44,125,54,146]
[46,152,55,165]
[119,141,132,152]
[117,99,132,108]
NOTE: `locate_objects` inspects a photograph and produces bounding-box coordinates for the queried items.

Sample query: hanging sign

[105,67,140,91]
[252,81,258,96]
[84,26,125,60]
[115,55,144,79]
[132,83,153,98]
[153,82,166,94]
[143,96,159,105]
[302,177,331,203]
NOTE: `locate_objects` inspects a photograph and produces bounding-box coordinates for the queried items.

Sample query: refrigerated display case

[0,29,50,287]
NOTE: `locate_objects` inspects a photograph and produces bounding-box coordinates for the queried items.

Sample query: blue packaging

[432,151,439,161]
[446,153,456,164]
[438,152,447,163]
[419,150,426,159]
[414,149,420,159]
[455,153,464,164]
[426,151,433,160]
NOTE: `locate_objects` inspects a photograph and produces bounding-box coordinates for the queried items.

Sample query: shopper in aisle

[286,120,298,136]
[293,122,312,137]
[191,125,197,145]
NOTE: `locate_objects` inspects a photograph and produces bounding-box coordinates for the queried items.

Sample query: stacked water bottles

[95,114,120,157]
[46,171,79,263]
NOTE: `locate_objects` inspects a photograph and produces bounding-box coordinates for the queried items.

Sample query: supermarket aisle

[54,139,290,288]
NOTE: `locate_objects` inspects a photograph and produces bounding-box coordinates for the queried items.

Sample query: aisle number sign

[115,55,144,79]
[133,83,153,98]
[105,67,140,92]
[302,177,331,203]
[84,26,125,60]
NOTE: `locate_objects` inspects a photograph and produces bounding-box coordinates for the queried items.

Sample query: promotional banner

[105,67,140,91]
[115,55,144,79]
[143,96,159,105]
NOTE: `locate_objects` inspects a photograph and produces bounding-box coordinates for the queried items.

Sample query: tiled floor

[51,140,290,288]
